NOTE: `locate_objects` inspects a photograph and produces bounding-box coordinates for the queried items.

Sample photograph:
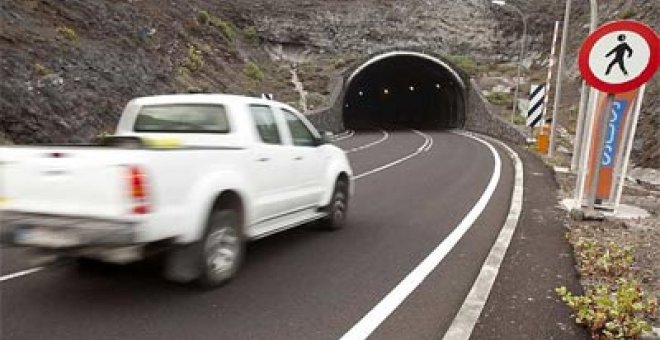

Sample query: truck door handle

[257,157,270,162]
[293,156,304,160]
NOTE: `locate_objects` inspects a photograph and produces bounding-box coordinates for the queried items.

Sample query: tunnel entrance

[342,52,466,130]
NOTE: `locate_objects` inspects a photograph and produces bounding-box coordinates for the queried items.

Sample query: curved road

[0,130,514,340]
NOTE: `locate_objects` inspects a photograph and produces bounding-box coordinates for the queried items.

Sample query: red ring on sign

[578,20,659,94]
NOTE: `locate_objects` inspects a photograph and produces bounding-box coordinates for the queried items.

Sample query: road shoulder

[470,146,587,339]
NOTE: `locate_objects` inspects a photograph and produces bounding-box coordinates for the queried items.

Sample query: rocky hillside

[1,0,658,166]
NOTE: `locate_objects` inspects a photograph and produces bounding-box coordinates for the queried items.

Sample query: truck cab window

[134,104,229,133]
[281,109,316,147]
[249,105,282,145]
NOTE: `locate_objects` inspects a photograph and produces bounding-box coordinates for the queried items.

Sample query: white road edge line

[442,133,524,340]
[352,130,431,180]
[0,266,44,282]
[340,132,502,340]
[334,130,355,142]
[345,130,389,154]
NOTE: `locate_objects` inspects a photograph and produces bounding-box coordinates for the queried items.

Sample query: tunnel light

[383,88,389,95]
[435,83,441,89]
[358,91,364,96]
[409,86,415,91]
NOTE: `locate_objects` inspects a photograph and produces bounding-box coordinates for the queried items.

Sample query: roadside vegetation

[56,26,78,42]
[557,237,658,339]
[485,91,512,106]
[445,54,479,76]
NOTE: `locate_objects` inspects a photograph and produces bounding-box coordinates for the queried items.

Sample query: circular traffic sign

[578,20,659,93]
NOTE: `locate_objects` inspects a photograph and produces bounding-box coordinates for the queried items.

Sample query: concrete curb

[442,134,524,340]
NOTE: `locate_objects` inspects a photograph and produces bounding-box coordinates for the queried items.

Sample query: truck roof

[129,94,279,108]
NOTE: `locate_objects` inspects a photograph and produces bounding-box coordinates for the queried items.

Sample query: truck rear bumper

[0,211,137,248]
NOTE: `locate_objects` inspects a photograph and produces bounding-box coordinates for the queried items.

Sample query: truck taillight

[127,166,149,214]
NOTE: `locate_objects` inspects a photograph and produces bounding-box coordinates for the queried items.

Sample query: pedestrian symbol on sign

[605,34,633,76]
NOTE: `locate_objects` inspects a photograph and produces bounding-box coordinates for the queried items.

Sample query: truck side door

[278,108,328,208]
[246,104,297,225]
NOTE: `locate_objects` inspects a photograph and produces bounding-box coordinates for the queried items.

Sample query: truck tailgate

[1,148,139,219]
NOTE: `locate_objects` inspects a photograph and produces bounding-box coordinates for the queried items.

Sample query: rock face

[0,0,657,167]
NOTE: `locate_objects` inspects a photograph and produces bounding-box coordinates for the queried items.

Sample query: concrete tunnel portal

[342,52,466,130]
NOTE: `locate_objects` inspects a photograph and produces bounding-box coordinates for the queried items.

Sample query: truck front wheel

[320,179,349,230]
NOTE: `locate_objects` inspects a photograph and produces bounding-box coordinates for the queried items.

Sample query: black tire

[320,179,349,230]
[74,257,117,272]
[196,209,244,288]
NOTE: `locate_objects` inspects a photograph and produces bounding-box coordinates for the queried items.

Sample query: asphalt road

[0,130,514,340]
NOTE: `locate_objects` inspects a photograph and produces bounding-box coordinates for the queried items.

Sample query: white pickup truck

[0,94,353,287]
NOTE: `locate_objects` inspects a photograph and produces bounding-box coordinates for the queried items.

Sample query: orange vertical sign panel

[584,89,639,202]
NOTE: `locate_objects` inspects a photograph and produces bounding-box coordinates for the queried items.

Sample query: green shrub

[185,44,204,72]
[197,10,210,25]
[56,26,78,41]
[243,26,258,44]
[573,239,634,281]
[617,8,636,20]
[34,63,52,76]
[243,62,264,81]
[512,114,526,126]
[446,54,479,76]
[210,17,236,41]
[556,280,657,339]
[485,92,512,106]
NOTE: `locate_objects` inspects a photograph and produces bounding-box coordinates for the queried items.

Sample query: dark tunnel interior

[342,55,465,130]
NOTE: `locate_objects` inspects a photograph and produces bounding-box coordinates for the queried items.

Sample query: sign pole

[575,88,599,205]
[613,84,646,211]
[586,93,614,211]
[571,0,599,172]
[541,21,560,140]
[549,0,572,158]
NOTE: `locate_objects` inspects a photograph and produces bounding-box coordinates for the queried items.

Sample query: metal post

[548,0,572,158]
[571,0,599,171]
[575,89,600,205]
[511,6,527,121]
[586,93,614,211]
[543,21,560,138]
[613,85,646,211]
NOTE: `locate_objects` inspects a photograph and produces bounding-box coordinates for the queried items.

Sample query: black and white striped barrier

[527,84,545,128]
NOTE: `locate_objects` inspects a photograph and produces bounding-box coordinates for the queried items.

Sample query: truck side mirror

[318,131,334,145]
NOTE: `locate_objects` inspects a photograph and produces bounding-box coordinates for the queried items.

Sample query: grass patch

[243,62,264,81]
[195,10,237,42]
[485,91,512,106]
[446,54,479,76]
[210,17,236,42]
[56,26,78,41]
[34,63,52,76]
[184,44,204,72]
[242,26,258,44]
[196,10,210,25]
[617,8,636,20]
[512,114,526,126]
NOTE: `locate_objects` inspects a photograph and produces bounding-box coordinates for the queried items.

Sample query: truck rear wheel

[197,209,244,288]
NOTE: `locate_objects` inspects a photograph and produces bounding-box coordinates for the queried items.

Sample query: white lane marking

[352,130,431,180]
[345,130,389,154]
[340,132,502,340]
[442,133,524,340]
[0,266,44,282]
[333,130,355,141]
